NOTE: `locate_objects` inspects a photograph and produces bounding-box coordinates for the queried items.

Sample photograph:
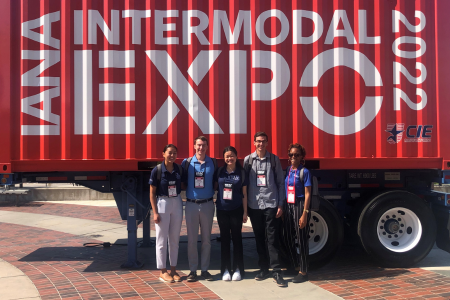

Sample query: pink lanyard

[288,167,299,188]
[287,167,299,203]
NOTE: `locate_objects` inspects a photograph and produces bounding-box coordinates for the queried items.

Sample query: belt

[186,197,213,204]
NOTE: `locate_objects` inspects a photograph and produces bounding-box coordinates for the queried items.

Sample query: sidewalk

[1,200,450,300]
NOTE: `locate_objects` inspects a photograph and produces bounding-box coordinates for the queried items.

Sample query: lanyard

[222,178,234,200]
[255,157,268,173]
[287,167,299,203]
[256,158,268,187]
[194,161,206,173]
[288,167,299,188]
[194,160,206,189]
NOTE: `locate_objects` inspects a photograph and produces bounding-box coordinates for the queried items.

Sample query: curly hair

[288,143,306,158]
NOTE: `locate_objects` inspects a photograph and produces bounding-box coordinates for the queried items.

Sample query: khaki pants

[185,200,215,272]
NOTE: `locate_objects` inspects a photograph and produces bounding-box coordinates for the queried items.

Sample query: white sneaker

[232,268,242,281]
[222,269,231,281]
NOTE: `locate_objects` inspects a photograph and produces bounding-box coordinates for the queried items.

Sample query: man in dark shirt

[244,132,287,287]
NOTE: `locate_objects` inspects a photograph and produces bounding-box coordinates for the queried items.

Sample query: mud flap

[430,191,450,253]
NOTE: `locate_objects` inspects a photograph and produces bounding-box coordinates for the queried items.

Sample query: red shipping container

[0,0,449,172]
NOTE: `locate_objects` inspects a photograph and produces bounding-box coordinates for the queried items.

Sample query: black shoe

[292,273,309,283]
[187,271,198,282]
[273,272,287,287]
[283,268,298,276]
[201,271,214,281]
[254,269,270,281]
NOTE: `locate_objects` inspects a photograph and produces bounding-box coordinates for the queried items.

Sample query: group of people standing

[148,132,312,287]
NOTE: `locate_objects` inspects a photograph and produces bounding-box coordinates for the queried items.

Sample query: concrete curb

[0,258,40,300]
[0,188,114,202]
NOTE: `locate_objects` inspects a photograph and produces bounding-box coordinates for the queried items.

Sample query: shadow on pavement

[18,234,259,275]
[19,245,158,273]
[0,201,44,207]
[17,237,421,281]
[310,244,412,281]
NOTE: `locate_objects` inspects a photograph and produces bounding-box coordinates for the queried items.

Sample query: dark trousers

[216,206,245,275]
[248,207,282,272]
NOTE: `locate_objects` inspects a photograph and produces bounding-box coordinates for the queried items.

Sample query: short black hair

[254,131,268,142]
[163,144,178,153]
[194,136,208,145]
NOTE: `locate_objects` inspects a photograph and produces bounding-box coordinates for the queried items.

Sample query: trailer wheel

[309,198,344,269]
[358,191,436,267]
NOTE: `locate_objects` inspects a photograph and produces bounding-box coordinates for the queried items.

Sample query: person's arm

[299,186,311,229]
[275,156,285,218]
[242,185,248,223]
[150,185,160,224]
[181,159,187,190]
[213,168,218,191]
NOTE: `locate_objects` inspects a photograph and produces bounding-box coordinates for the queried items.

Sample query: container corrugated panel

[0,0,449,172]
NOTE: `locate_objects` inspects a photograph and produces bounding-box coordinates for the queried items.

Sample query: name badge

[287,186,295,203]
[256,170,266,187]
[195,172,205,189]
[168,181,177,197]
[223,183,233,200]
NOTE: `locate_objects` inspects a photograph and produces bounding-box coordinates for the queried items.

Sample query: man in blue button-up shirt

[181,136,216,282]
[244,132,287,287]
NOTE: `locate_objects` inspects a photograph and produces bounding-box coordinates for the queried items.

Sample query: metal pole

[120,177,144,269]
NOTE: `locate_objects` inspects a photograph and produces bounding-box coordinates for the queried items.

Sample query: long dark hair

[222,146,242,169]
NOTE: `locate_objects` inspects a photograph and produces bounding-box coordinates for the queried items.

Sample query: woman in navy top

[282,143,312,283]
[149,144,183,283]
[214,146,248,281]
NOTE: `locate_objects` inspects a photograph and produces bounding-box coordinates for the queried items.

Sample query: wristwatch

[304,209,310,214]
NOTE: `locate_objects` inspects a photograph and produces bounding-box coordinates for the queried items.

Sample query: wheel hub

[377,207,422,253]
[384,219,400,234]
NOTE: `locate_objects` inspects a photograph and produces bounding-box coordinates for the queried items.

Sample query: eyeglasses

[255,140,267,144]
[288,153,301,158]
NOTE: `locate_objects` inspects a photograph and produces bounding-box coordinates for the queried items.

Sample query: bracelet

[304,209,309,214]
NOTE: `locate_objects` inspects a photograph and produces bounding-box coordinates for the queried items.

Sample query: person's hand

[243,212,248,223]
[299,213,307,229]
[276,206,283,218]
[154,212,161,224]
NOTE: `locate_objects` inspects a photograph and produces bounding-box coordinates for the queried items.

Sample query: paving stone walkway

[0,200,450,300]
[0,223,220,300]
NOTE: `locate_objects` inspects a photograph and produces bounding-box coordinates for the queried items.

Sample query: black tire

[309,198,344,269]
[358,191,436,268]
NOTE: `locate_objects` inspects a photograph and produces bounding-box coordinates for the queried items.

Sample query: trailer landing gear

[120,176,146,269]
